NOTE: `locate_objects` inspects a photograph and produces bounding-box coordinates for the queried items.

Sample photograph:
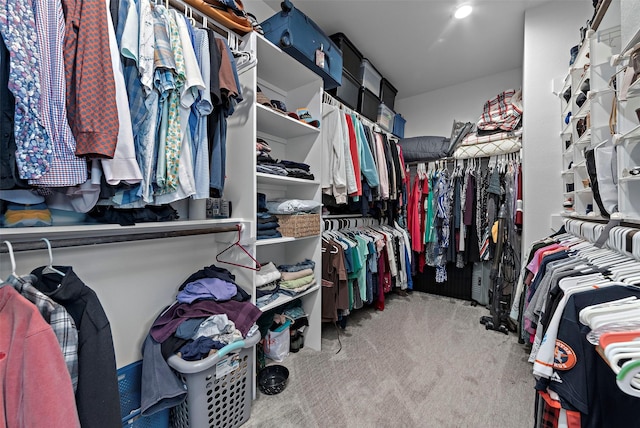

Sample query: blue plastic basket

[117,361,169,428]
[393,114,406,138]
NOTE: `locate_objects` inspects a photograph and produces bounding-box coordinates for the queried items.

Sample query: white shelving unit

[615,2,640,220]
[558,2,624,220]
[226,33,324,352]
[0,28,324,371]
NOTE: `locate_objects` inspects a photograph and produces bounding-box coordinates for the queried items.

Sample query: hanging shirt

[101,0,143,186]
[156,6,185,194]
[321,103,347,203]
[344,114,361,197]
[191,28,213,199]
[62,0,119,158]
[156,10,205,204]
[339,112,358,196]
[352,114,379,189]
[29,0,87,187]
[374,133,390,199]
[0,0,53,179]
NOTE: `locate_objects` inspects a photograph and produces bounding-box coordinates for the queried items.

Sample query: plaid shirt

[537,391,581,428]
[7,275,79,391]
[477,89,523,131]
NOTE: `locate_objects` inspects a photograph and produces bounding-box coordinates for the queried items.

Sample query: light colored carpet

[244,292,534,428]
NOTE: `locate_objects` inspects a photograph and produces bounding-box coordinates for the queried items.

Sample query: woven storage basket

[276,213,320,238]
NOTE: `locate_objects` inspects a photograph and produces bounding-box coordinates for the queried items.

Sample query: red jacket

[0,286,80,428]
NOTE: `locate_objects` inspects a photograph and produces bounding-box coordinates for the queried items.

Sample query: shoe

[569,45,579,65]
[580,78,590,95]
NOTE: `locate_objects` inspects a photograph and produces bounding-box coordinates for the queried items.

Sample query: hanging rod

[322,214,368,219]
[0,225,241,253]
[323,91,399,140]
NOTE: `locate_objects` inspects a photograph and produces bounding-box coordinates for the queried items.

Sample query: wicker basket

[276,213,320,238]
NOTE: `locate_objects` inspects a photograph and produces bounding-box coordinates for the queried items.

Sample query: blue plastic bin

[117,361,169,428]
[393,114,406,138]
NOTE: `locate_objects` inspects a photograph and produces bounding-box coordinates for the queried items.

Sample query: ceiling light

[454,4,473,19]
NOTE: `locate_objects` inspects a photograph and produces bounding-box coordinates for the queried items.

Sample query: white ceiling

[262,0,556,99]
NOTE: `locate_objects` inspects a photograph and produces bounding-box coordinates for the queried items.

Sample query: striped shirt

[7,275,79,391]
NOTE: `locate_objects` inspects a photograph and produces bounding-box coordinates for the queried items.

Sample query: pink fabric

[0,286,80,427]
[526,244,562,277]
[344,114,361,196]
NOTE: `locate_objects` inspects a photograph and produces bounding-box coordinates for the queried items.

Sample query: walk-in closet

[1,0,639,427]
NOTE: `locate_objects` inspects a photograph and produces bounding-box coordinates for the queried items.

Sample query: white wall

[521,1,593,252]
[243,0,278,21]
[395,68,523,138]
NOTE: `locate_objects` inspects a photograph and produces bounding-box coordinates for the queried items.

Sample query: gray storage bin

[359,58,382,97]
[472,261,492,306]
[167,333,261,428]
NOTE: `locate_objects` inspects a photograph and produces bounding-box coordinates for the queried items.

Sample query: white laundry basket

[167,333,261,428]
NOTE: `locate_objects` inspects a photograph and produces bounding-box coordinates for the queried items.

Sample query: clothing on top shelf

[256,141,315,180]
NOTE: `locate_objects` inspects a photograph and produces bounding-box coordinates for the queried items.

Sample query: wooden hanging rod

[1,225,241,253]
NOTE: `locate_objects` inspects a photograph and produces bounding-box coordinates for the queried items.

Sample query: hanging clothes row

[0,0,252,225]
[321,93,409,225]
[321,217,412,327]
[516,220,640,427]
[406,154,522,284]
[0,240,121,427]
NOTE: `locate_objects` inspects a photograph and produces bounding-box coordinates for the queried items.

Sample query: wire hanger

[215,225,261,271]
[41,238,66,277]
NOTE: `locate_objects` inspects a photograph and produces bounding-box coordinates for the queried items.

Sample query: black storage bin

[329,32,363,81]
[380,78,398,110]
[327,70,359,110]
[358,87,380,122]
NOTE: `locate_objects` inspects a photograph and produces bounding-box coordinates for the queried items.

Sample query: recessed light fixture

[454,4,473,19]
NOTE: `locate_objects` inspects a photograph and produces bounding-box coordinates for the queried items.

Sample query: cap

[296,108,321,128]
[270,100,299,119]
[256,86,272,106]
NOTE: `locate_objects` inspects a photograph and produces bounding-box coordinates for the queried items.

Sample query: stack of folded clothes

[255,262,281,308]
[256,138,271,157]
[2,202,52,227]
[277,259,316,296]
[256,139,314,180]
[257,192,281,240]
[257,212,281,240]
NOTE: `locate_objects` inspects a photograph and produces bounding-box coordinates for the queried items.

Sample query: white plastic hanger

[2,240,17,283]
[589,307,640,330]
[579,296,639,325]
[41,238,66,277]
